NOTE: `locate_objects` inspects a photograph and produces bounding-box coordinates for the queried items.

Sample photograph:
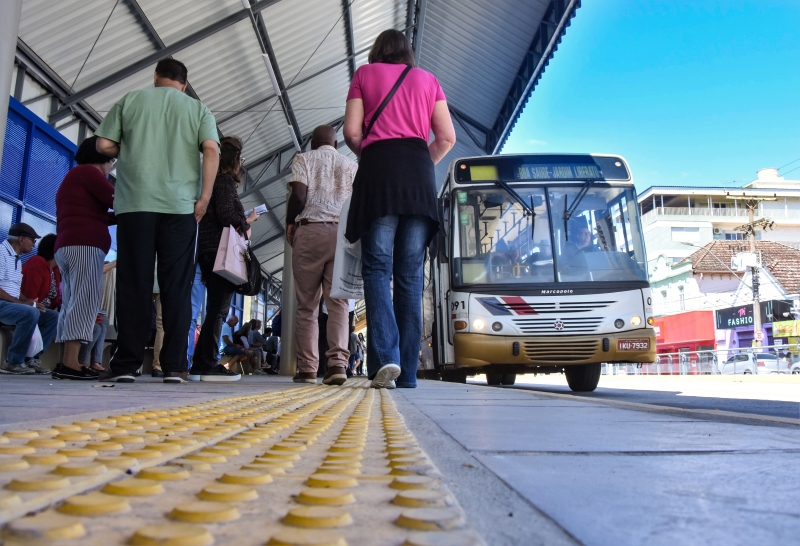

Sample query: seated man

[262,327,279,374]
[0,224,58,374]
[233,321,263,374]
[219,316,247,372]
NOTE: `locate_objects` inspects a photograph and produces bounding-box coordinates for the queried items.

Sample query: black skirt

[345,138,439,244]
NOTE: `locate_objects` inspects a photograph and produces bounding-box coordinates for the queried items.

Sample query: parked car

[791,361,800,375]
[720,352,783,375]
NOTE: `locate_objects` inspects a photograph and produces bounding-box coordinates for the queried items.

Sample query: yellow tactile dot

[3,430,38,439]
[52,461,108,476]
[390,476,437,491]
[266,528,347,546]
[118,423,144,430]
[324,452,363,462]
[395,508,464,531]
[26,438,65,448]
[6,474,71,491]
[144,442,182,452]
[121,449,163,460]
[85,441,124,451]
[52,424,82,432]
[55,432,92,442]
[387,450,423,459]
[1,513,85,541]
[258,450,301,461]
[183,452,227,464]
[197,483,258,502]
[296,488,355,506]
[111,435,144,445]
[317,466,360,476]
[0,458,29,472]
[273,442,308,452]
[393,490,449,508]
[201,446,239,456]
[169,501,240,523]
[305,474,358,488]
[389,457,428,468]
[0,490,21,509]
[240,463,286,474]
[239,430,274,439]
[94,455,137,469]
[162,438,198,446]
[34,428,60,437]
[0,445,35,455]
[72,421,101,429]
[138,466,190,481]
[218,470,273,485]
[390,466,431,476]
[23,453,69,466]
[103,478,164,496]
[282,506,353,529]
[58,448,99,458]
[328,444,363,453]
[129,523,214,546]
[57,491,130,516]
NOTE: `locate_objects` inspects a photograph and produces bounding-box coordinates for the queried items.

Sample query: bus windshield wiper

[563,180,594,240]
[492,179,536,240]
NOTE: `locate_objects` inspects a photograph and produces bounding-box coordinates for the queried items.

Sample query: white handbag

[330,196,364,299]
[212,226,249,285]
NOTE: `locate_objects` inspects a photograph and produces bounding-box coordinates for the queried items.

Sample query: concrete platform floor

[1,375,799,545]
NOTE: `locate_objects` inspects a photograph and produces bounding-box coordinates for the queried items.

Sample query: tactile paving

[0,380,483,544]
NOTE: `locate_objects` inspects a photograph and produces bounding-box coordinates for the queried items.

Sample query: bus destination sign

[515,164,602,181]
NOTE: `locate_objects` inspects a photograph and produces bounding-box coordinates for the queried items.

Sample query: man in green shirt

[95,59,219,384]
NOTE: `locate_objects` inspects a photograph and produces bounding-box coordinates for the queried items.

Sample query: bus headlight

[614,319,625,329]
[630,315,642,326]
[472,319,485,331]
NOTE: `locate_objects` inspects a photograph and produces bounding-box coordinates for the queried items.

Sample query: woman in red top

[21,234,61,310]
[52,137,116,381]
[343,30,456,389]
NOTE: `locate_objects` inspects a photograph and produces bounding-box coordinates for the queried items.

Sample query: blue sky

[502,1,800,192]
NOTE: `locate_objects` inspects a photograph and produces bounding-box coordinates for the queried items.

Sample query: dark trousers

[193,252,235,370]
[110,212,196,375]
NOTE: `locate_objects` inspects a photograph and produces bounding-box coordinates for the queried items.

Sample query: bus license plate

[618,339,650,351]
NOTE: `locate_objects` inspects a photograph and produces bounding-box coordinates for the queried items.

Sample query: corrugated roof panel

[84,67,155,115]
[262,0,348,84]
[237,110,294,165]
[433,121,488,188]
[289,66,350,134]
[19,0,157,91]
[419,0,550,128]
[179,19,276,113]
[351,0,405,53]
[137,0,243,46]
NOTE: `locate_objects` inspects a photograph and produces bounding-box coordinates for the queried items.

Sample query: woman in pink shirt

[344,29,456,389]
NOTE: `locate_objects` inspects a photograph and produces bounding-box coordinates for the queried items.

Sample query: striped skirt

[55,246,106,343]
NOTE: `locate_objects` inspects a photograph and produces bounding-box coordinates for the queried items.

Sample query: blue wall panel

[26,132,72,217]
[0,109,28,201]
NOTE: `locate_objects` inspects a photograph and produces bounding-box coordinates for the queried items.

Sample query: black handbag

[235,232,263,296]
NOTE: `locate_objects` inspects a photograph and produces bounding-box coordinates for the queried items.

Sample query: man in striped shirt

[0,224,58,374]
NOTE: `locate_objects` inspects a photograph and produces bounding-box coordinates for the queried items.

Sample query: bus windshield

[451,184,648,286]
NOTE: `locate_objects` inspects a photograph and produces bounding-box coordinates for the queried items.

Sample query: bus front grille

[523,340,599,363]
[513,318,603,334]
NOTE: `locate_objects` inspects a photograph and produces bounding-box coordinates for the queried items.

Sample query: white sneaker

[371,364,400,389]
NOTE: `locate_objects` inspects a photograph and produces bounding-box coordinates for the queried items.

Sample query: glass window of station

[450,155,648,286]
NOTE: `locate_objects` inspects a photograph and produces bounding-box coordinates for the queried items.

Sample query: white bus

[430,154,656,391]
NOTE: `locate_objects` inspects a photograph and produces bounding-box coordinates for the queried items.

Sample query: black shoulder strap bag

[362,64,413,140]
[235,223,263,297]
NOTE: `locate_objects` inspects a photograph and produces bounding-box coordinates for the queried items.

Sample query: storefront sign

[715,300,792,330]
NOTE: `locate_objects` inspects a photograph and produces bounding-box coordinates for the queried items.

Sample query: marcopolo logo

[540,289,574,294]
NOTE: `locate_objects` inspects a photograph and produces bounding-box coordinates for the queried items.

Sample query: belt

[298,219,338,226]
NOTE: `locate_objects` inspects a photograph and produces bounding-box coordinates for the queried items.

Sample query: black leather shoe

[151,369,164,378]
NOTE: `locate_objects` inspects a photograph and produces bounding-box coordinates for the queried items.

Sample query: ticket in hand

[245,204,268,216]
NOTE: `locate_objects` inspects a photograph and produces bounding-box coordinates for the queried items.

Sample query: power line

[778,155,800,171]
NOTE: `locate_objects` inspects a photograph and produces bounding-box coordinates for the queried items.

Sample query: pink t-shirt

[347,63,446,150]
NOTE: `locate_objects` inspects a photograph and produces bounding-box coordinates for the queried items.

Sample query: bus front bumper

[453,330,656,368]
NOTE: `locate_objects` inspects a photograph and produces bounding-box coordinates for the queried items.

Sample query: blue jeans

[79,315,108,366]
[361,215,431,388]
[0,302,59,364]
[187,264,204,359]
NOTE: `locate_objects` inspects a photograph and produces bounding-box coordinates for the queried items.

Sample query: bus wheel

[501,373,516,385]
[486,372,503,385]
[565,363,601,392]
[442,370,467,383]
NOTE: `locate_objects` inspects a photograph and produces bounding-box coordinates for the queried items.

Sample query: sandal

[90,363,106,372]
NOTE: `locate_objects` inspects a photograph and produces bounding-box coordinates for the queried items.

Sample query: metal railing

[640,207,800,224]
[602,344,800,375]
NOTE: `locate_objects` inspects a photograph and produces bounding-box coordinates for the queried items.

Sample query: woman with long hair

[191,136,259,381]
[343,29,456,388]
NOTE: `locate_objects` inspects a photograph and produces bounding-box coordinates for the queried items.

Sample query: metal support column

[0,0,23,168]
[280,222,297,377]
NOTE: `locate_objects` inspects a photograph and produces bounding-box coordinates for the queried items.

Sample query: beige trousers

[292,223,350,374]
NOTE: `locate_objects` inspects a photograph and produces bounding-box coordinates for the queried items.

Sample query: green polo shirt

[95,86,219,215]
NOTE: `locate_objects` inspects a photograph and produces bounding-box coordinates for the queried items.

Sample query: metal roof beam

[487,0,580,154]
[411,0,428,61]
[252,232,284,251]
[450,107,487,152]
[51,0,283,113]
[341,0,357,80]
[406,0,416,40]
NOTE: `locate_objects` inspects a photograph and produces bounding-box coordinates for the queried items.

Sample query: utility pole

[727,193,777,348]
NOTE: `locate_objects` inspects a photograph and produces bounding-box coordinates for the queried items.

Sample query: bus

[429,153,656,391]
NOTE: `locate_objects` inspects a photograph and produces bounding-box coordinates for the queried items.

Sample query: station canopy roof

[17,0,580,280]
